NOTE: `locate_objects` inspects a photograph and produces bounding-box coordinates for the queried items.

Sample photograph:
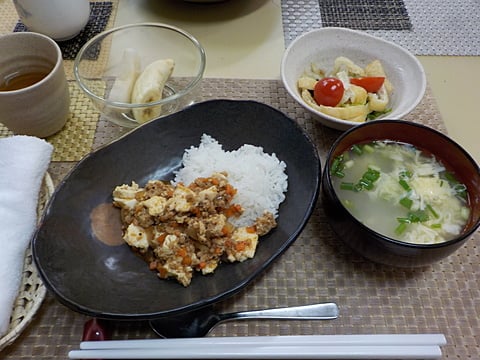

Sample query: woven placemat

[13,2,113,60]
[0,81,100,162]
[0,1,117,36]
[2,79,479,360]
[282,0,480,56]
[92,78,446,149]
[0,0,118,81]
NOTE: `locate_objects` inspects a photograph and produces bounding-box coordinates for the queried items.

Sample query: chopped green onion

[359,178,374,190]
[399,197,413,209]
[395,222,408,235]
[351,144,363,155]
[399,170,413,179]
[354,183,364,192]
[396,217,412,224]
[408,210,429,223]
[398,179,411,191]
[340,182,355,191]
[430,223,442,229]
[346,168,381,192]
[443,171,458,183]
[331,156,343,175]
[364,168,380,182]
[426,204,439,219]
[367,108,392,121]
[442,171,468,199]
[453,183,467,200]
[363,144,375,153]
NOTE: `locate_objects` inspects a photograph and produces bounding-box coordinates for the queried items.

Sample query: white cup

[0,32,70,138]
[13,0,90,41]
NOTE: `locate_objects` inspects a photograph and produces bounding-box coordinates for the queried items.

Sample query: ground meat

[112,172,277,287]
[254,211,277,236]
[133,204,155,228]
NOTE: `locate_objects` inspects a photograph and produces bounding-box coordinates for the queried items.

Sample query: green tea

[0,71,49,91]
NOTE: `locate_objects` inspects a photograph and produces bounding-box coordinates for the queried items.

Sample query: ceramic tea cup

[0,32,70,138]
[13,0,90,41]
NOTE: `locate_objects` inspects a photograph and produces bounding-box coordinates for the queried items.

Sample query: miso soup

[331,141,470,244]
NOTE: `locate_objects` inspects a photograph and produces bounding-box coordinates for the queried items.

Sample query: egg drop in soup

[331,140,470,244]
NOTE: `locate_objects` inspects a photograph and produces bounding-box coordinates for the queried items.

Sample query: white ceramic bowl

[281,27,426,131]
[74,23,206,128]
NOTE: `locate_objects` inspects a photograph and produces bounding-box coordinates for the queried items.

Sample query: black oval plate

[33,100,321,319]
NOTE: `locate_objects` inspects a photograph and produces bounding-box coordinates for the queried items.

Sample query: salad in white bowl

[281,27,426,131]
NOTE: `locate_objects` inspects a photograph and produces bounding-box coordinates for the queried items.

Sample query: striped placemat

[13,2,113,60]
[281,0,480,56]
[3,79,479,360]
[0,0,118,161]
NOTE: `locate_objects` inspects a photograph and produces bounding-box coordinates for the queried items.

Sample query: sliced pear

[131,58,175,123]
[108,48,141,103]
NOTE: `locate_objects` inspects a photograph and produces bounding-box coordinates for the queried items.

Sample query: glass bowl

[74,23,206,128]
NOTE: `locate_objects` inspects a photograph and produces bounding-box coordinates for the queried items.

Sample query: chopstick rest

[69,334,446,359]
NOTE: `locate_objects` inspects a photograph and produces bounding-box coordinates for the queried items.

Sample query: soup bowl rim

[323,119,480,250]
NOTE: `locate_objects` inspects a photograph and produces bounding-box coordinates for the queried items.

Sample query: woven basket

[0,173,55,351]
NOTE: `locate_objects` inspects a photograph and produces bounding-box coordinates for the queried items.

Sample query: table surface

[1,1,480,359]
[113,0,480,163]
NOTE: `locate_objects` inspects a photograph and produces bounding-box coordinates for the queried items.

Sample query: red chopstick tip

[83,318,111,342]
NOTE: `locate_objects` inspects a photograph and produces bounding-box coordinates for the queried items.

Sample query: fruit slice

[108,48,141,103]
[131,58,175,123]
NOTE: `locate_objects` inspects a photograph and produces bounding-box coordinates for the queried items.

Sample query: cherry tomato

[313,77,344,107]
[350,77,385,93]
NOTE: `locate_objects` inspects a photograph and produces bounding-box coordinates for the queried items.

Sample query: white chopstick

[69,345,442,359]
[80,334,447,349]
[69,334,446,359]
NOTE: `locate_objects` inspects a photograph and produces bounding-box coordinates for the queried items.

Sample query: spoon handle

[220,302,339,321]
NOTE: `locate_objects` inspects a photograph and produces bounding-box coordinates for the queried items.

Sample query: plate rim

[33,100,321,319]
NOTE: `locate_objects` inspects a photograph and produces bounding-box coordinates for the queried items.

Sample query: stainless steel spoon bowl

[149,303,339,338]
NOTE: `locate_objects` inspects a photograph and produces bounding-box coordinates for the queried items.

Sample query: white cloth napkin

[0,136,53,337]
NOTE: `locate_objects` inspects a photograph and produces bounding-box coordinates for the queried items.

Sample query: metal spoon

[149,302,339,338]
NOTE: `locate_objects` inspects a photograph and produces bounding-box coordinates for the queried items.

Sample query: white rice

[173,134,288,227]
